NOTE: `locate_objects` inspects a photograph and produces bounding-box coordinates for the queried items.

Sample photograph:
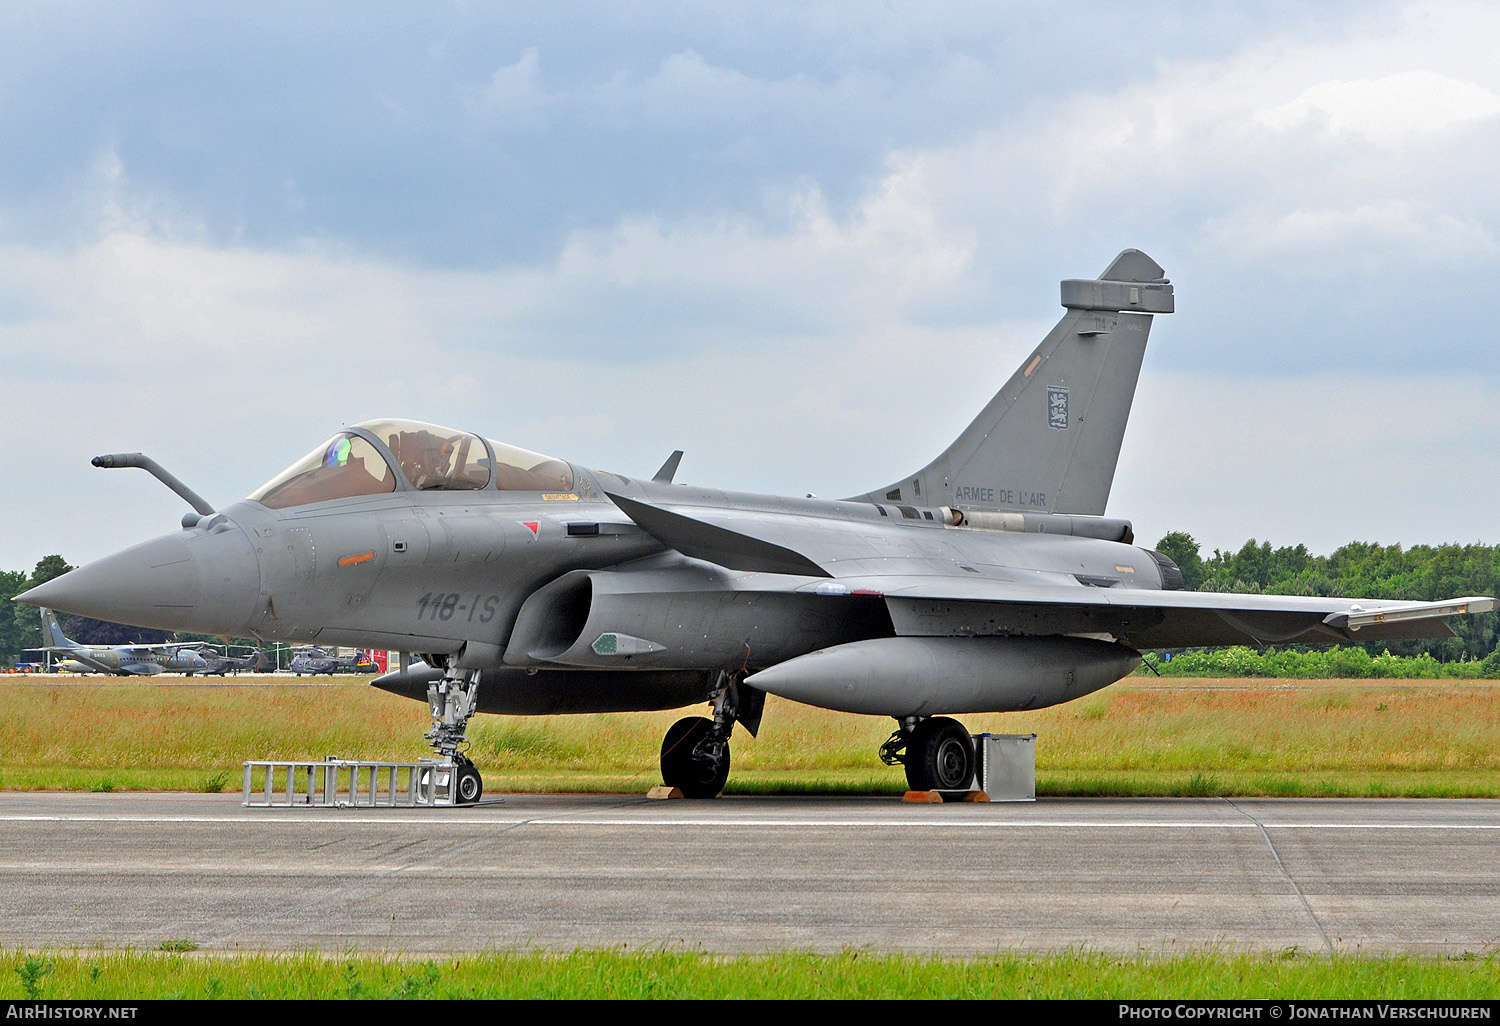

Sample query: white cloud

[464,46,883,138]
[1201,201,1499,273]
[466,48,549,128]
[801,0,1500,291]
[1256,70,1500,144]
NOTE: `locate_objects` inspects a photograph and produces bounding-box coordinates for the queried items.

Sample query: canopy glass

[249,419,574,508]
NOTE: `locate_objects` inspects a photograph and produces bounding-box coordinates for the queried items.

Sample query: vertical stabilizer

[851,249,1173,516]
[39,608,76,649]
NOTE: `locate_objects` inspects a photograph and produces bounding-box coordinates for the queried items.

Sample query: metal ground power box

[973,733,1036,801]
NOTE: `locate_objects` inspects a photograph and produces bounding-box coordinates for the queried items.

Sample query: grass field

[4,948,1500,1000]
[4,676,1500,796]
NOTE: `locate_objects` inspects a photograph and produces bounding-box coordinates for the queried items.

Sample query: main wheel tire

[455,762,483,805]
[904,717,975,792]
[660,716,730,799]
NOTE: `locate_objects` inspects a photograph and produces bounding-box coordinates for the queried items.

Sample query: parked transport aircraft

[36,607,208,676]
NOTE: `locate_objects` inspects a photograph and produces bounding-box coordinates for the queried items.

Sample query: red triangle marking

[520,521,539,537]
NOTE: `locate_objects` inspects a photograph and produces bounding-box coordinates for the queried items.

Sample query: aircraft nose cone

[17,524,261,635]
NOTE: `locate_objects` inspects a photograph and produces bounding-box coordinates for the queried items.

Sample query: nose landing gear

[426,662,484,805]
[882,715,976,792]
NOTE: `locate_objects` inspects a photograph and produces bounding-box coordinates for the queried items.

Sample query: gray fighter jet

[18,250,1493,802]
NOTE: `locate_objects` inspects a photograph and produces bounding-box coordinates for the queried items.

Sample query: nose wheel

[894,716,976,792]
[454,756,483,805]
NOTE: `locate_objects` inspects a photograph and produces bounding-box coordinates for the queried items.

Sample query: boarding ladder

[242,756,459,807]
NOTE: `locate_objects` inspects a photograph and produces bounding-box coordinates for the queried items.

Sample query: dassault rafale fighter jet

[19,250,1493,802]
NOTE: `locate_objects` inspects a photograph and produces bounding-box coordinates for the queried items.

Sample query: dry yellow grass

[3,676,1499,795]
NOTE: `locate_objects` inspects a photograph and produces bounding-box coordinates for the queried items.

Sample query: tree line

[1152,532,1500,668]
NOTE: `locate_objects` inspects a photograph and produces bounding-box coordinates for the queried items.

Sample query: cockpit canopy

[249,419,574,510]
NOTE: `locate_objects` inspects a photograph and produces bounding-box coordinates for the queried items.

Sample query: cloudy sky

[2,0,1497,570]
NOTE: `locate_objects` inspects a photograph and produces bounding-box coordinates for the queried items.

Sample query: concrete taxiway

[2,792,1498,955]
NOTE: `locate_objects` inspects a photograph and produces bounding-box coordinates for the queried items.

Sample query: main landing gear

[659,672,756,799]
[880,715,976,792]
[426,661,484,805]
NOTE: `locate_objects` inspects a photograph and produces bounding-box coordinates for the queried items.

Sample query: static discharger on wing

[19,250,1493,802]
